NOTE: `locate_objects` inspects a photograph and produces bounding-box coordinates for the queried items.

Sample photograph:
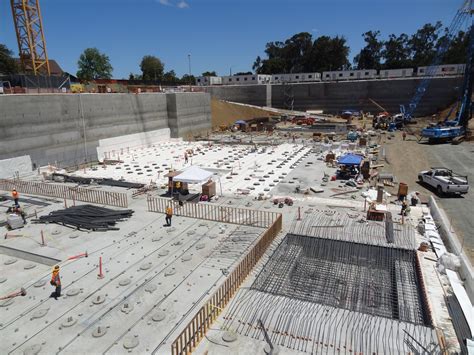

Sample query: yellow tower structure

[10,0,50,75]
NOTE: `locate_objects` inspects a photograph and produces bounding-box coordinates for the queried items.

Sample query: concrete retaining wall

[167,93,211,138]
[204,85,268,107]
[429,196,474,303]
[0,92,211,169]
[203,77,462,115]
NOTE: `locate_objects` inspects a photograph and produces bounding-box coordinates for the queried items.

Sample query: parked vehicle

[418,168,469,195]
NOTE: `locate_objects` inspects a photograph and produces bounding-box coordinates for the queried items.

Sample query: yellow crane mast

[10,0,50,75]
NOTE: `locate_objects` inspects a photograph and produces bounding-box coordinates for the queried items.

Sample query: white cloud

[177,1,189,8]
[158,0,172,6]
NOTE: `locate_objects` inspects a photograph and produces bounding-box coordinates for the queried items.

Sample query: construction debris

[34,205,134,231]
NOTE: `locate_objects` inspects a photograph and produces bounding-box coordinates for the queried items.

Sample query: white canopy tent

[173,166,213,184]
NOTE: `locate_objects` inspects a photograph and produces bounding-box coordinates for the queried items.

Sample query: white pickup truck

[418,168,469,195]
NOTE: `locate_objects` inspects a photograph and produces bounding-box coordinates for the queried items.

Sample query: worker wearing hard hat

[50,265,61,300]
[11,189,19,207]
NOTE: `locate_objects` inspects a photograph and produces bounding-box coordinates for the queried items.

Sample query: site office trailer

[322,69,377,81]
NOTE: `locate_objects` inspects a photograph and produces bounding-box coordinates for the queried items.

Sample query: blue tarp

[234,120,247,125]
[338,153,363,166]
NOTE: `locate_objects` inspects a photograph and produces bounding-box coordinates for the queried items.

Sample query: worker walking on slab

[11,189,19,207]
[165,205,173,226]
[49,265,61,300]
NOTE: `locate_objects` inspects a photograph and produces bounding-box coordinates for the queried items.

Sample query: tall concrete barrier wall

[167,93,211,138]
[204,85,268,107]
[203,77,462,115]
[0,92,211,169]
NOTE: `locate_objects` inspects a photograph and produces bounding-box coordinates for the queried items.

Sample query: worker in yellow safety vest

[50,265,61,300]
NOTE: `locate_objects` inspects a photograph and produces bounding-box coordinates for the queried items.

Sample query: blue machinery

[402,0,473,141]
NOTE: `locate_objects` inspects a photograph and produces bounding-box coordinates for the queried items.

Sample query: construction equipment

[421,21,473,142]
[10,0,50,75]
[291,116,315,125]
[401,0,473,124]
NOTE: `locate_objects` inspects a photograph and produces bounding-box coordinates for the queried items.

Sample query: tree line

[1,21,468,80]
[0,45,195,84]
[77,48,195,84]
[252,22,469,74]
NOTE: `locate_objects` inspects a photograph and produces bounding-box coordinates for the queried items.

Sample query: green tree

[283,32,313,72]
[0,44,19,74]
[128,73,142,80]
[234,71,252,76]
[258,57,287,74]
[438,29,469,64]
[382,33,412,69]
[201,71,217,77]
[140,55,164,81]
[255,34,350,74]
[307,35,350,72]
[77,48,113,81]
[161,70,177,83]
[354,31,384,69]
[252,56,262,73]
[409,22,442,67]
[181,74,196,85]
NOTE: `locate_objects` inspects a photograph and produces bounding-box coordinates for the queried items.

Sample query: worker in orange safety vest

[11,189,19,207]
[50,265,61,300]
[165,206,173,226]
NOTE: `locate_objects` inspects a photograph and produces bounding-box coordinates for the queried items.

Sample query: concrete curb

[429,196,474,303]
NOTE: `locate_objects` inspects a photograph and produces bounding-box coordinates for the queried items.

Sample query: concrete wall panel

[0,92,210,168]
[203,77,462,115]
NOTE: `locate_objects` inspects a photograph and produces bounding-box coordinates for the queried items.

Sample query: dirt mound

[211,99,277,128]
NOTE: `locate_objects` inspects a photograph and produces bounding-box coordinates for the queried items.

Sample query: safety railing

[170,213,283,354]
[0,179,128,208]
[147,196,279,228]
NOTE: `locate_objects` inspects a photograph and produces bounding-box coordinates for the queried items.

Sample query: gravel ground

[383,132,474,263]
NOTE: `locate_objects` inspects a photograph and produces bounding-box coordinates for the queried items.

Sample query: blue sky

[0,0,462,78]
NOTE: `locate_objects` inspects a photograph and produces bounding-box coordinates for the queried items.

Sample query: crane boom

[402,0,472,121]
[10,0,50,76]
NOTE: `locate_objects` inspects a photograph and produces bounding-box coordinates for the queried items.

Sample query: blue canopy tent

[337,153,363,166]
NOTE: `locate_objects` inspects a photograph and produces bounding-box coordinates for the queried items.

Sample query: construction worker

[402,130,407,141]
[11,189,19,207]
[401,199,409,216]
[50,265,61,300]
[184,152,189,164]
[165,205,173,226]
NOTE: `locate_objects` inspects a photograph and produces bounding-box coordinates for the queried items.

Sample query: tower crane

[10,0,50,75]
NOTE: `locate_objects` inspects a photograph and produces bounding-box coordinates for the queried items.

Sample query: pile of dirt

[211,99,277,128]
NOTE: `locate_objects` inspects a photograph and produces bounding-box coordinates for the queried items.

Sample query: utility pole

[188,54,192,89]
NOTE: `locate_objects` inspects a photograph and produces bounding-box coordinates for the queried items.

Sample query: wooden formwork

[147,195,279,228]
[170,213,283,355]
[0,179,128,208]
